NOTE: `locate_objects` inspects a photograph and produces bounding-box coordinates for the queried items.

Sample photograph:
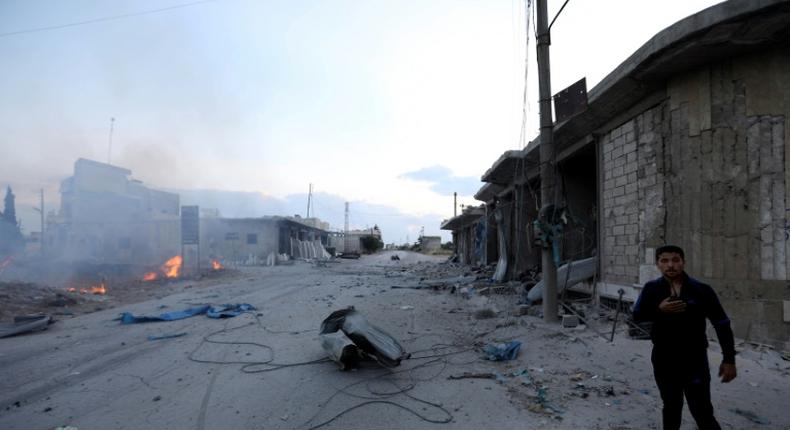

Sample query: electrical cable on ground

[185,310,485,428]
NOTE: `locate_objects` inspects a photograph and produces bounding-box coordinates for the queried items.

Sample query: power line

[0,0,217,39]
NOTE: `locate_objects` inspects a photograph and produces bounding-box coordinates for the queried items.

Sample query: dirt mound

[0,281,94,321]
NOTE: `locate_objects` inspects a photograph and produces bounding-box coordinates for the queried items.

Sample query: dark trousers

[652,348,721,430]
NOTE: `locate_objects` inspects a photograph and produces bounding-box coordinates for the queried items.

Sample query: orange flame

[162,255,183,278]
[89,282,107,295]
[74,282,106,295]
[142,272,158,282]
[211,260,223,270]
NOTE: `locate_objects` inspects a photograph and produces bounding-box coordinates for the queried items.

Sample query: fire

[142,272,158,282]
[162,255,183,278]
[88,282,107,295]
[68,283,106,295]
[211,260,223,270]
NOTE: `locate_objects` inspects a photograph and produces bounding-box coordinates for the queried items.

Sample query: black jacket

[633,273,735,364]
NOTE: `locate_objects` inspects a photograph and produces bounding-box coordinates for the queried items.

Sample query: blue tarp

[207,304,256,318]
[118,304,256,324]
[483,340,522,361]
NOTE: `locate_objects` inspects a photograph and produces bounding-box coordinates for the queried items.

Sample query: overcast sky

[0,0,722,242]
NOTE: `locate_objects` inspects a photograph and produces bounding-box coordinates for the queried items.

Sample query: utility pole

[32,189,45,256]
[537,0,558,323]
[107,117,115,165]
[454,192,457,217]
[343,202,350,253]
[306,183,313,218]
[33,189,45,257]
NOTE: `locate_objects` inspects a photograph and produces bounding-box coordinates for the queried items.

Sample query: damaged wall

[600,47,790,345]
[47,159,182,265]
[200,218,280,265]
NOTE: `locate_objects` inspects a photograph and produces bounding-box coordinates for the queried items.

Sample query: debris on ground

[147,332,187,341]
[474,308,497,319]
[730,408,770,425]
[319,306,410,369]
[483,340,522,361]
[0,314,53,338]
[447,372,497,380]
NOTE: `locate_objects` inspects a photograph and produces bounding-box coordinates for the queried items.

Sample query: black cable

[549,0,570,31]
[0,0,217,38]
[303,358,454,429]
[186,312,475,428]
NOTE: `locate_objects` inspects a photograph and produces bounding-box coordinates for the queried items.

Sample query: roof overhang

[481,150,526,185]
[553,0,790,151]
[440,207,485,231]
[474,183,503,202]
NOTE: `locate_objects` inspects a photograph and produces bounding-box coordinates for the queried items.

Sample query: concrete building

[47,158,181,265]
[440,205,485,265]
[330,227,382,254]
[200,216,330,265]
[420,235,442,253]
[450,0,790,347]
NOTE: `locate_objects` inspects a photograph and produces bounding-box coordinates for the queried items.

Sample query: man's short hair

[655,245,685,261]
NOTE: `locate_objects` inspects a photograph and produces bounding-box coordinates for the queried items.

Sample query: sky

[0,0,723,243]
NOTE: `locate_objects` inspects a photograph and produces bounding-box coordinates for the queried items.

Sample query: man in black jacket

[632,245,736,430]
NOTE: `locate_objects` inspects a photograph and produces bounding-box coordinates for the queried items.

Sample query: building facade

[445,0,790,347]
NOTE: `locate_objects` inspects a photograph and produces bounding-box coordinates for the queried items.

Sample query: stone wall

[599,47,790,345]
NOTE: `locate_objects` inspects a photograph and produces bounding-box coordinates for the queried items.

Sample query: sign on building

[181,206,199,245]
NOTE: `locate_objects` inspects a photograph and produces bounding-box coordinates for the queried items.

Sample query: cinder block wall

[600,47,790,347]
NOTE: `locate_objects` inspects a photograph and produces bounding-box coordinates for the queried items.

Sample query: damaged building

[46,159,334,268]
[199,216,331,265]
[46,158,181,265]
[442,0,790,347]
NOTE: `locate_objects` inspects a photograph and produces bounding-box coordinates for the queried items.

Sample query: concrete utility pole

[107,117,115,165]
[344,202,350,252]
[33,189,45,256]
[537,0,558,323]
[306,183,313,218]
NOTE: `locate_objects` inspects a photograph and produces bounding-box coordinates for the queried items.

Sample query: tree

[2,186,16,225]
[0,186,24,255]
[359,235,383,254]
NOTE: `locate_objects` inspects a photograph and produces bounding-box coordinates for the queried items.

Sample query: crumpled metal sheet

[319,307,410,369]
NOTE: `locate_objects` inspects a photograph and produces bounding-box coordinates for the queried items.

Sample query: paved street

[1,252,787,430]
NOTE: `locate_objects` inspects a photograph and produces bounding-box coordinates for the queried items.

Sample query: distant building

[330,226,382,254]
[200,216,330,265]
[47,158,180,265]
[441,205,485,265]
[420,235,442,252]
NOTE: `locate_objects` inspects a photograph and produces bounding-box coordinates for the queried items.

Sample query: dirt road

[1,252,787,429]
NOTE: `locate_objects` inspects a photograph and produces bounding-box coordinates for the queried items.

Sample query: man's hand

[719,363,737,383]
[658,297,686,313]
